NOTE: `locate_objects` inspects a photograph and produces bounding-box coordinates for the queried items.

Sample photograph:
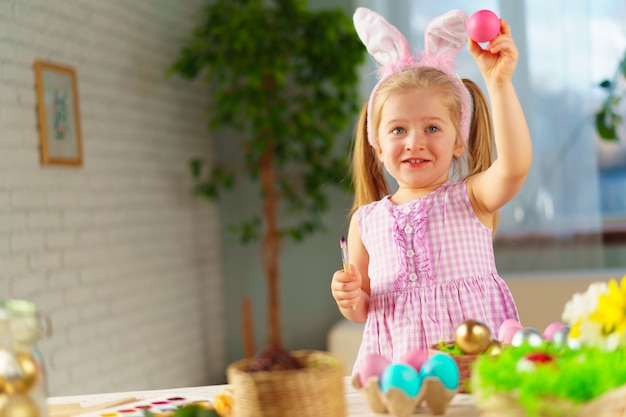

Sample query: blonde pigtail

[463,79,494,176]
[350,102,389,216]
[463,78,499,232]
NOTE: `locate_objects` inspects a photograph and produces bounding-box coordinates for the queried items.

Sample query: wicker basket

[430,342,477,393]
[226,350,345,417]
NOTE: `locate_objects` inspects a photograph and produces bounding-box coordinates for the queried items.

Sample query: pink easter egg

[543,322,566,341]
[400,349,429,372]
[467,10,501,43]
[498,319,523,343]
[358,353,391,386]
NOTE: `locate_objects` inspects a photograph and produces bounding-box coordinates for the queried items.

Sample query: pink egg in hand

[400,349,429,372]
[498,319,523,343]
[358,353,391,386]
[543,322,566,341]
[467,10,501,43]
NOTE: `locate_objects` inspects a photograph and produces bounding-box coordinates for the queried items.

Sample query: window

[358,0,626,272]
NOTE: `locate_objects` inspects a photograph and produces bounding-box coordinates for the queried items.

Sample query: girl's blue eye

[392,127,406,135]
[426,125,439,133]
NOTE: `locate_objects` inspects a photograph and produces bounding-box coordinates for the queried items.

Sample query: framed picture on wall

[34,60,83,166]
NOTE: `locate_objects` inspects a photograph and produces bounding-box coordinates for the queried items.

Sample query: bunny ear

[420,9,468,73]
[353,7,417,79]
[356,8,472,147]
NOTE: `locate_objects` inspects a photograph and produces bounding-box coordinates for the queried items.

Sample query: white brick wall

[0,0,226,396]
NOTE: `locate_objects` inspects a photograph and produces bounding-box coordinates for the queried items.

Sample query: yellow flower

[589,277,626,337]
[569,321,581,338]
[213,388,234,417]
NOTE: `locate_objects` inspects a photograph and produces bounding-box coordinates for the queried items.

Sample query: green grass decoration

[437,341,467,356]
[472,344,626,416]
[143,405,220,417]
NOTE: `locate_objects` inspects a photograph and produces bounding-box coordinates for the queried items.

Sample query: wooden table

[47,377,480,417]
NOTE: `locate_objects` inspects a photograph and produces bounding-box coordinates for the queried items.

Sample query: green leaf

[189,159,203,179]
[229,217,262,245]
[191,165,236,200]
[169,404,219,417]
[595,108,620,141]
[599,79,611,89]
[595,49,626,142]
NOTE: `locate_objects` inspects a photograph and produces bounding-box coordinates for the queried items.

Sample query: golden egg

[454,319,492,354]
[0,394,40,417]
[0,394,8,412]
[485,339,503,355]
[0,351,20,395]
[15,353,38,393]
[5,352,39,394]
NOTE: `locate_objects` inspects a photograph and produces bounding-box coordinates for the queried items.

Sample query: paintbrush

[340,236,356,310]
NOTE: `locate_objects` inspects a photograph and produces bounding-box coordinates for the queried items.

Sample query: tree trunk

[260,145,282,349]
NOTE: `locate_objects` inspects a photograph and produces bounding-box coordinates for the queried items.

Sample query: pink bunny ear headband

[353,7,471,148]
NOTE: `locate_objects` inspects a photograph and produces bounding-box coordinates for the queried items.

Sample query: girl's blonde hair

[350,67,496,227]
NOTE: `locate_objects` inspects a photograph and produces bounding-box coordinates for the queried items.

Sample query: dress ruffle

[390,200,432,290]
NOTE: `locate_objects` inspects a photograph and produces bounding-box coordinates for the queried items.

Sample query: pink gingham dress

[353,180,518,374]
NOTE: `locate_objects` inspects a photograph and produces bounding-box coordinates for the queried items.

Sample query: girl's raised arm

[467,19,532,216]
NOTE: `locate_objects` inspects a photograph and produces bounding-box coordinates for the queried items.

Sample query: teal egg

[380,363,421,397]
[419,354,459,390]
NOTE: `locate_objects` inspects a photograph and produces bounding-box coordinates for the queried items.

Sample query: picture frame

[34,60,83,166]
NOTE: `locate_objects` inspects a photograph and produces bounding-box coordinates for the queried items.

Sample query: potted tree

[168,0,364,415]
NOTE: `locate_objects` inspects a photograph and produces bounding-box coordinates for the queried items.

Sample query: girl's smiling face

[376,88,464,197]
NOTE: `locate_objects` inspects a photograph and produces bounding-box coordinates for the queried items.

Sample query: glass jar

[0,299,49,417]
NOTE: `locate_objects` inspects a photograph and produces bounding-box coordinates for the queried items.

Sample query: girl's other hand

[331,265,361,311]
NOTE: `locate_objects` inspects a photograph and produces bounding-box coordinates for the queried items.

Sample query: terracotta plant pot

[226,350,345,417]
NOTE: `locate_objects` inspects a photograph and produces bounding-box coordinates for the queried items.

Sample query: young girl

[331,8,531,373]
